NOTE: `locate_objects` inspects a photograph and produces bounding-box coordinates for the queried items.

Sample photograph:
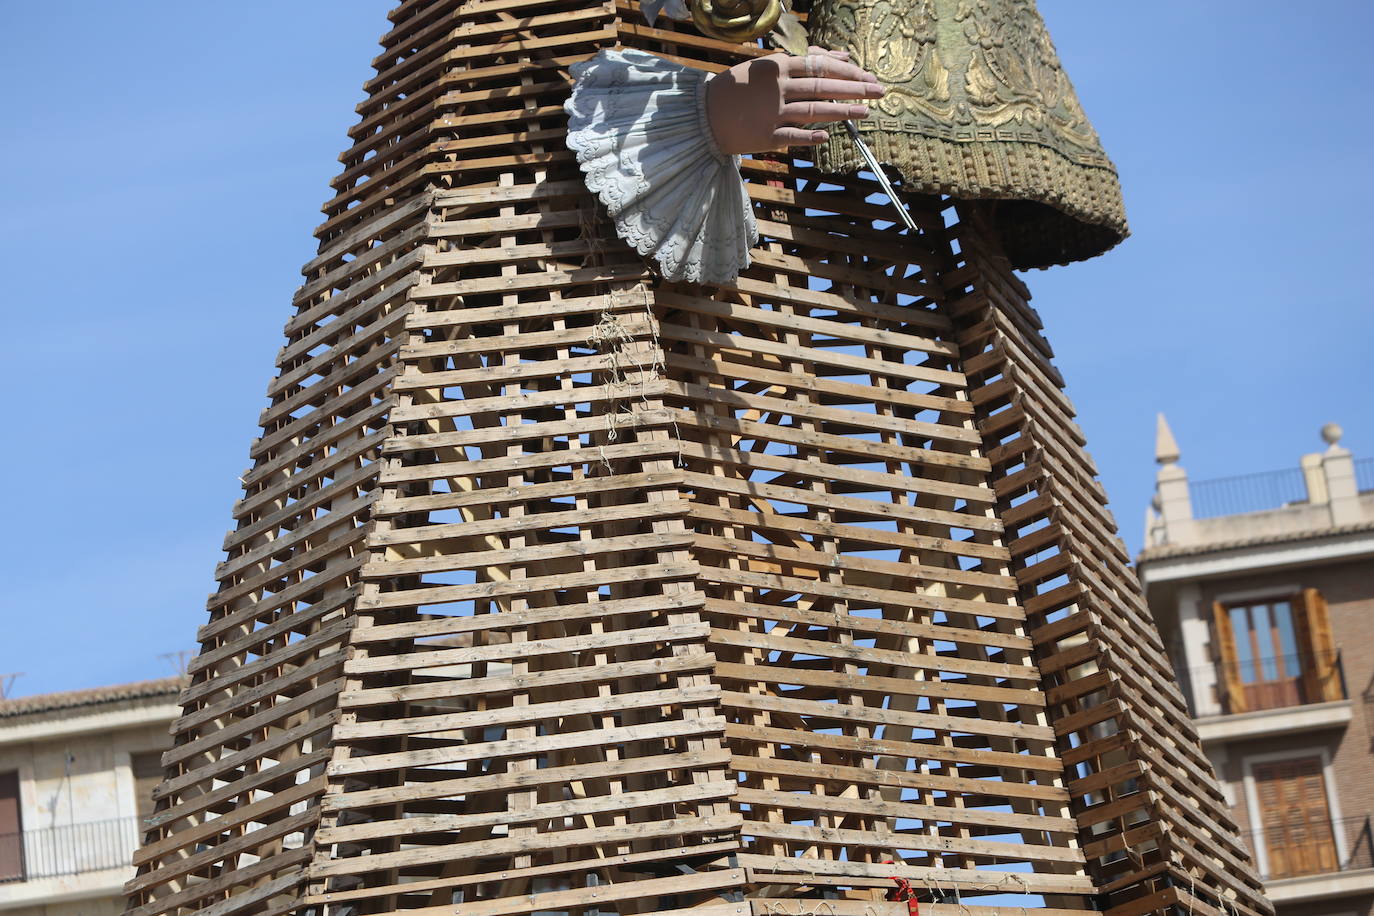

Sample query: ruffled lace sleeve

[565,48,758,285]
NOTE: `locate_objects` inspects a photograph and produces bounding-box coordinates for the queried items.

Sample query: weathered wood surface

[946,203,1271,916]
[123,3,1269,916]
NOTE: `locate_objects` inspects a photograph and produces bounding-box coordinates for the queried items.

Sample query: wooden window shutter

[1295,589,1342,702]
[0,771,22,882]
[1212,602,1247,714]
[131,752,164,825]
[1252,756,1338,877]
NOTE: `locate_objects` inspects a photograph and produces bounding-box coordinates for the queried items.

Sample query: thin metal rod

[842,120,917,232]
[779,45,918,233]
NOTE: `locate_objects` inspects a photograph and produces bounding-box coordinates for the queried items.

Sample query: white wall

[0,701,176,913]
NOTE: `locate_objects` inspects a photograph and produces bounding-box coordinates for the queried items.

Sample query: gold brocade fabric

[808,0,1128,268]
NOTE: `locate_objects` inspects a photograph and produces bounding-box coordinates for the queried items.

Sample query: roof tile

[0,676,186,719]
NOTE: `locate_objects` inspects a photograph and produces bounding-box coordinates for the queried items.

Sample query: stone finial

[1150,413,1195,545]
[1155,413,1181,466]
[1319,421,1361,524]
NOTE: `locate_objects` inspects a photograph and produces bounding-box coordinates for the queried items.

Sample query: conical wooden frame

[123,4,1272,916]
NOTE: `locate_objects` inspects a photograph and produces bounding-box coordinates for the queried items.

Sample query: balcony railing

[1244,814,1373,880]
[1175,651,1347,717]
[0,816,140,884]
[1356,456,1374,493]
[1188,467,1309,519]
[1189,457,1374,519]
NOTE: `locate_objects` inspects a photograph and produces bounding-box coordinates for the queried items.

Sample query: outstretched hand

[705,47,883,155]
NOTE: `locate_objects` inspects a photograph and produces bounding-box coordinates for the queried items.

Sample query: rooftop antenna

[0,673,21,699]
[158,652,194,677]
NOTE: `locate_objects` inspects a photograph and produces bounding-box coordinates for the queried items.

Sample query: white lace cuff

[565,48,758,285]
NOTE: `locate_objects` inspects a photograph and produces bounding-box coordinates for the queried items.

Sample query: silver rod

[842,119,917,232]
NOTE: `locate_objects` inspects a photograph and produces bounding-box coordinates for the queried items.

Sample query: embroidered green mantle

[808,0,1128,268]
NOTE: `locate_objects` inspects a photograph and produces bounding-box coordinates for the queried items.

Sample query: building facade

[0,680,180,916]
[1140,419,1374,913]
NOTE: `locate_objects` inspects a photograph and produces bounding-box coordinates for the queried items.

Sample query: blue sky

[0,2,1369,698]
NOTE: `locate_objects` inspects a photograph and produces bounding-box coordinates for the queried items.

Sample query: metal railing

[1357,456,1374,493]
[1242,814,1373,880]
[1173,651,1346,717]
[0,816,140,883]
[1188,467,1309,519]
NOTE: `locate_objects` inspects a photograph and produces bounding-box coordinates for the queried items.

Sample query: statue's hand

[705,47,883,155]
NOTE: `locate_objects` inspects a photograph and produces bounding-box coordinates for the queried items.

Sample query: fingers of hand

[807,45,849,59]
[773,127,829,148]
[784,77,884,101]
[780,100,870,126]
[786,53,879,85]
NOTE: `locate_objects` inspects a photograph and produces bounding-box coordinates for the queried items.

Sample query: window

[1212,589,1343,713]
[0,771,22,882]
[131,752,164,827]
[1252,755,1337,878]
[1226,598,1302,709]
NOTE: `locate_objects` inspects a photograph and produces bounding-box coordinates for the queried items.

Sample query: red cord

[882,862,920,916]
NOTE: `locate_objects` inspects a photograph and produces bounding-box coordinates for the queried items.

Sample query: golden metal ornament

[807,0,1129,267]
[766,8,809,55]
[690,0,782,43]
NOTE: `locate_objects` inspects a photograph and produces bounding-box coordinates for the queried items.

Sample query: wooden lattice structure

[124,4,1273,916]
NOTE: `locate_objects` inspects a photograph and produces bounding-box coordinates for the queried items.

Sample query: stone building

[1140,419,1374,913]
[0,680,181,916]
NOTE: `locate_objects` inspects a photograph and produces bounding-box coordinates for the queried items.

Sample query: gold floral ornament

[809,0,1129,268]
[690,0,783,43]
